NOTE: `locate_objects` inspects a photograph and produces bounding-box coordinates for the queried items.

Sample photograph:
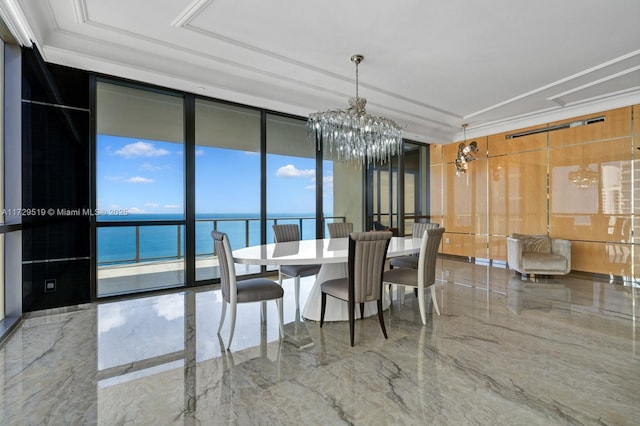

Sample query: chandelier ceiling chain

[307,54,403,167]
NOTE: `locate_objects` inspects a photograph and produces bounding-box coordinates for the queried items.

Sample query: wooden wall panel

[549,138,633,241]
[488,150,547,236]
[548,106,631,147]
[488,125,547,157]
[489,236,507,261]
[571,241,632,276]
[441,233,488,258]
[430,105,636,278]
[444,158,487,234]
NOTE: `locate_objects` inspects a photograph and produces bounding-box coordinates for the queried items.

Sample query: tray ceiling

[7,0,640,143]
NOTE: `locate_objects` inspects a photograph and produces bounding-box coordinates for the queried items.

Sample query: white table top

[232,236,420,266]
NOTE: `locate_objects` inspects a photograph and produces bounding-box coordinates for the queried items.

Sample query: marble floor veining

[1,258,639,425]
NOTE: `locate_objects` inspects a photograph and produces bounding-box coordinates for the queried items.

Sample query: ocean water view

[97,213,319,265]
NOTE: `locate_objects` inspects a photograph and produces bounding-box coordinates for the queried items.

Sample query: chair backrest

[211,231,237,303]
[348,231,392,303]
[273,224,300,243]
[328,222,354,238]
[417,227,445,287]
[412,222,439,237]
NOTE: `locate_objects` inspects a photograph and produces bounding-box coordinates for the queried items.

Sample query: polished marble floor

[1,258,638,425]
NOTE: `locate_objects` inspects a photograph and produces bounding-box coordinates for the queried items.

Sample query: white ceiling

[6,0,640,143]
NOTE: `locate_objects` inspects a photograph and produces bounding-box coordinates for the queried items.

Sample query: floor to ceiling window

[266,114,319,243]
[0,38,4,322]
[368,158,398,232]
[194,100,261,281]
[323,152,364,232]
[366,141,430,235]
[402,142,430,233]
[96,81,185,297]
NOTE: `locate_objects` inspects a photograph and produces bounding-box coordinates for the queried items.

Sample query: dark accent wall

[21,47,91,311]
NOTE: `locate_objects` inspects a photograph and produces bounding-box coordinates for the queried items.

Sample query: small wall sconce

[455,124,479,176]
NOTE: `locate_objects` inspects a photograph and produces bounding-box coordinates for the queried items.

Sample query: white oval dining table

[232,236,421,321]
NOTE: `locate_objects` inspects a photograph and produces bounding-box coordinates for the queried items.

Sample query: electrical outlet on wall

[44,279,56,292]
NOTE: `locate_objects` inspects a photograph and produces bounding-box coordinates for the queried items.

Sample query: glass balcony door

[96,82,185,297]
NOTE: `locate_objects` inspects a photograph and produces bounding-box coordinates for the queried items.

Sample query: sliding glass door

[96,82,185,297]
[194,100,261,281]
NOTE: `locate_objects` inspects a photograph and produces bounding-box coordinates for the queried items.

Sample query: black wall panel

[21,48,91,311]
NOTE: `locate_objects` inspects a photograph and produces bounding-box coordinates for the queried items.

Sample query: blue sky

[97,135,333,216]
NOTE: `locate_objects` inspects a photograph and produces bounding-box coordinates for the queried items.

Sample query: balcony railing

[97,216,346,266]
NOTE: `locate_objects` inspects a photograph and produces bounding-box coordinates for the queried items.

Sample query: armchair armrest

[551,238,572,273]
[507,237,523,271]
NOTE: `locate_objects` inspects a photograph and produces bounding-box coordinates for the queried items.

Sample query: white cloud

[141,162,161,172]
[104,175,124,181]
[305,184,315,190]
[195,149,205,156]
[116,141,169,158]
[144,203,160,208]
[164,204,180,209]
[127,176,154,184]
[276,164,315,178]
[128,207,145,214]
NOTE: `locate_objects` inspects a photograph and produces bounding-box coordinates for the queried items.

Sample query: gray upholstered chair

[507,233,571,277]
[389,222,440,269]
[327,222,354,238]
[272,224,321,310]
[320,231,392,346]
[383,227,445,324]
[212,231,284,350]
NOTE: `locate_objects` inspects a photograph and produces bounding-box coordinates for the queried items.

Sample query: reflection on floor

[2,258,639,425]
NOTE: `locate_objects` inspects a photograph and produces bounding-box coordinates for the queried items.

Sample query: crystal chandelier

[568,165,599,188]
[307,54,403,166]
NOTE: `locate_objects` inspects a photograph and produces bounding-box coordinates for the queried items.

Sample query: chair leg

[294,277,300,311]
[414,288,418,297]
[276,298,284,338]
[217,300,227,334]
[359,303,365,319]
[348,299,355,347]
[398,286,406,304]
[430,285,440,316]
[226,302,237,350]
[260,301,267,323]
[377,299,388,339]
[418,285,427,325]
[320,292,327,327]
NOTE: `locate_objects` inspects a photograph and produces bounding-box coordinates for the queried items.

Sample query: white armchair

[507,233,571,276]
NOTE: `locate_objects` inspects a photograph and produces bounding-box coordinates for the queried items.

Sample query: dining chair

[212,231,284,350]
[272,224,321,310]
[389,222,440,269]
[320,231,392,346]
[383,227,445,325]
[327,222,353,238]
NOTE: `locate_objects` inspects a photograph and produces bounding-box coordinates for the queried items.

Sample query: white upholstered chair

[507,233,571,277]
[320,231,392,346]
[327,222,353,238]
[389,222,440,269]
[383,227,445,325]
[272,224,321,310]
[212,231,284,350]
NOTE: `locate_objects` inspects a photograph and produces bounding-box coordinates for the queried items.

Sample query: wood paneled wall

[430,105,638,279]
